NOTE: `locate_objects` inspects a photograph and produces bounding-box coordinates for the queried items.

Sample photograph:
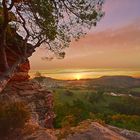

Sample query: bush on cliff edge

[0,101,30,136]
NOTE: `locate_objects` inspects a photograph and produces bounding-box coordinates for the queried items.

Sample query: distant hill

[33,76,140,88]
[90,76,140,88]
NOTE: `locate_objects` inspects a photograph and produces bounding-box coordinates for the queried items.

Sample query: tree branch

[16,5,30,57]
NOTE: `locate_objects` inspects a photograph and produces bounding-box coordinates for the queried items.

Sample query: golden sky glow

[29,68,140,80]
[75,74,82,80]
[29,0,140,79]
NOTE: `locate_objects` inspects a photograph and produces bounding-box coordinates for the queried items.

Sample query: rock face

[0,28,56,139]
[0,28,34,81]
[5,44,31,81]
[23,128,57,140]
[1,80,55,127]
[0,80,56,140]
[57,120,140,140]
[10,60,30,81]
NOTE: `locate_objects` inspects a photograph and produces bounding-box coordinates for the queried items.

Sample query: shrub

[64,90,74,96]
[87,91,104,104]
[108,97,140,115]
[54,99,91,128]
[61,115,75,127]
[109,114,140,132]
[0,101,30,136]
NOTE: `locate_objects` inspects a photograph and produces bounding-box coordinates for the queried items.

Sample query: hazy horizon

[29,68,140,80]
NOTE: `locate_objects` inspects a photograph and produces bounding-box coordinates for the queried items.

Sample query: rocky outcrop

[10,60,30,81]
[5,44,31,81]
[108,125,140,140]
[56,120,140,140]
[23,128,57,140]
[0,80,56,139]
[0,27,35,81]
[1,80,55,127]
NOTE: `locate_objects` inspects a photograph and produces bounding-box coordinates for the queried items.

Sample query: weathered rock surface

[107,125,140,140]
[10,60,30,81]
[58,120,140,140]
[0,27,34,81]
[0,80,56,140]
[1,80,52,125]
[23,127,57,140]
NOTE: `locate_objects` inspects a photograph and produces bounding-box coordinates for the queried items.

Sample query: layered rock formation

[0,80,56,140]
[0,28,56,139]
[0,27,34,81]
[10,60,30,81]
[1,80,54,127]
[57,120,140,140]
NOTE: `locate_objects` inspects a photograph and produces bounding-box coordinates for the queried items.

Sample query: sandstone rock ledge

[0,80,57,140]
[58,120,140,140]
[23,127,57,140]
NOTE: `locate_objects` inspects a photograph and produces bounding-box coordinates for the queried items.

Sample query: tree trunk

[0,0,10,71]
[0,44,9,72]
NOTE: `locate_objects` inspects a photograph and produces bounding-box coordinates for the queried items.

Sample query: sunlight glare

[75,74,82,80]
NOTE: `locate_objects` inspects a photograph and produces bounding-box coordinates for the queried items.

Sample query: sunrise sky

[29,0,140,79]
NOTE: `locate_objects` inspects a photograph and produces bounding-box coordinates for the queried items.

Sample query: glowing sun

[75,74,82,80]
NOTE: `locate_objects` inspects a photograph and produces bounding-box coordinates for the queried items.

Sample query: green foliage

[0,0,105,59]
[109,114,140,132]
[31,0,57,41]
[131,88,140,92]
[64,90,74,97]
[54,99,91,128]
[87,90,104,103]
[109,97,140,115]
[53,87,140,132]
[61,115,75,128]
[130,88,140,97]
[0,101,30,136]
